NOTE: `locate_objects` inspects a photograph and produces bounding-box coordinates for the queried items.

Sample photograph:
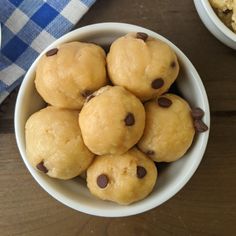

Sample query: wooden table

[1,0,236,235]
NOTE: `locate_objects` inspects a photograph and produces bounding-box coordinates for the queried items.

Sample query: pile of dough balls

[25,33,208,205]
[209,0,236,32]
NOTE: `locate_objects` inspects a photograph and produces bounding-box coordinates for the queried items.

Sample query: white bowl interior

[15,23,210,217]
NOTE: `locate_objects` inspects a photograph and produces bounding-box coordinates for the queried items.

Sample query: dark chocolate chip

[81,90,92,98]
[86,94,95,102]
[157,97,172,108]
[136,32,148,41]
[191,107,204,120]
[194,120,208,133]
[97,174,109,188]
[151,78,164,89]
[46,48,58,57]
[171,61,176,68]
[223,9,231,14]
[146,150,155,156]
[36,161,48,173]
[137,166,147,179]
[124,112,135,126]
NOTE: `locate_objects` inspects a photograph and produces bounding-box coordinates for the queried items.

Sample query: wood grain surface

[1,0,236,235]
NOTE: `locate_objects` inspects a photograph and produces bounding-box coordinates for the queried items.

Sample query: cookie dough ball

[232,2,236,32]
[25,106,94,179]
[35,42,107,110]
[87,148,157,205]
[107,33,179,101]
[210,0,236,32]
[209,0,233,11]
[138,94,195,162]
[218,10,233,29]
[79,86,145,155]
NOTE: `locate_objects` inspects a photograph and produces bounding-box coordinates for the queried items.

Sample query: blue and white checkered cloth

[0,0,95,104]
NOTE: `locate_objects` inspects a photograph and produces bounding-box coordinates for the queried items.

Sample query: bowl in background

[194,0,236,50]
[14,23,210,217]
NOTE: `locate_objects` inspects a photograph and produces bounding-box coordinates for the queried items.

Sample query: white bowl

[14,23,210,217]
[194,0,236,49]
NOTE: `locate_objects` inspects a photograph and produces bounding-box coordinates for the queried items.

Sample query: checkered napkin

[0,0,95,104]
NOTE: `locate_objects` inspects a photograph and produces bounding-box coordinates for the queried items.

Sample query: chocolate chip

[171,61,176,68]
[191,107,204,120]
[194,120,208,132]
[36,161,48,173]
[146,150,155,156]
[46,48,58,57]
[136,32,148,41]
[124,112,135,126]
[137,166,147,179]
[97,174,109,188]
[223,9,231,14]
[157,97,172,108]
[81,90,92,98]
[86,94,95,102]
[151,78,164,89]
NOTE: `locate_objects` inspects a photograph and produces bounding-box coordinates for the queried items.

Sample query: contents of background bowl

[35,41,107,110]
[24,32,208,206]
[107,32,179,101]
[209,0,236,32]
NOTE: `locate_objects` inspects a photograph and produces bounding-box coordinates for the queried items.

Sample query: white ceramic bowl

[194,0,236,49]
[15,23,210,217]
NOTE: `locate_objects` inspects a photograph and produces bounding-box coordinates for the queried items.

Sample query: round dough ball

[138,94,195,162]
[209,0,233,11]
[25,106,94,179]
[107,33,179,101]
[35,42,107,110]
[217,10,233,29]
[87,148,157,205]
[79,86,145,155]
[209,0,236,32]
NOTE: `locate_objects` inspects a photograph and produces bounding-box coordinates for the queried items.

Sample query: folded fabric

[0,0,95,104]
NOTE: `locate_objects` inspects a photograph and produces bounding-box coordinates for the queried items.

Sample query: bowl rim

[14,22,210,217]
[201,0,236,42]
